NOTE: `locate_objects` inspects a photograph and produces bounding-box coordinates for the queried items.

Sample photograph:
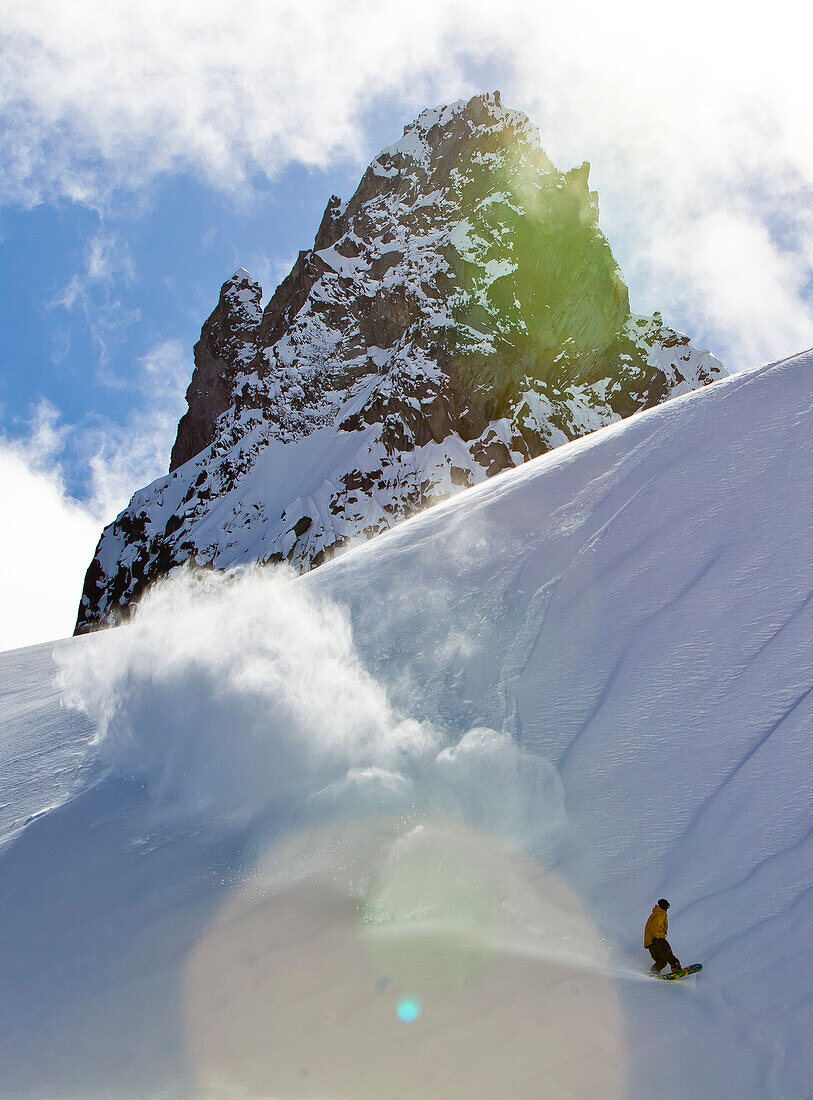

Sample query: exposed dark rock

[75,93,727,634]
[169,270,262,470]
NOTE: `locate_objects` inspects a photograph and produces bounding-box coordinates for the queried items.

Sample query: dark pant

[647,937,681,973]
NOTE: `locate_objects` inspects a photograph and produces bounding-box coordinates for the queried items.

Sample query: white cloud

[0,340,189,651]
[0,0,470,203]
[499,0,813,366]
[638,207,813,368]
[0,421,99,651]
[81,339,189,517]
[2,0,811,366]
[49,229,139,370]
[51,231,134,311]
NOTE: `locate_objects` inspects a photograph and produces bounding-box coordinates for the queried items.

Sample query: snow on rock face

[1,350,809,1096]
[169,270,263,471]
[75,91,727,633]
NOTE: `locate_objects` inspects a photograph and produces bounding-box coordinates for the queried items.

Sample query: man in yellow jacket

[644,898,682,975]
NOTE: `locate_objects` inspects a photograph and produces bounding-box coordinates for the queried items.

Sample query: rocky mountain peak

[76,94,727,634]
[169,269,262,471]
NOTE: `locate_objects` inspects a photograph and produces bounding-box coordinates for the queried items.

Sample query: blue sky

[1,0,811,650]
[0,164,366,498]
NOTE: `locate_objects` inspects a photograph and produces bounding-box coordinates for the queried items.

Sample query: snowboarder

[644,898,682,975]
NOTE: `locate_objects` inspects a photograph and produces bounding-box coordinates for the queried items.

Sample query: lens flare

[185,819,627,1096]
[397,997,422,1023]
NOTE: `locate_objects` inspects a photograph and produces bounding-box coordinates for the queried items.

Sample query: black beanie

[658,898,670,910]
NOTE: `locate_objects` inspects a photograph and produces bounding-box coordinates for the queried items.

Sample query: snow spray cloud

[56,567,564,853]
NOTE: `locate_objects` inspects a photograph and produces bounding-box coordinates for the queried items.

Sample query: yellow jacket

[644,905,668,947]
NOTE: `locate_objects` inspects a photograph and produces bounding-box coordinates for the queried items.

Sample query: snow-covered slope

[76,92,725,633]
[1,351,810,1097]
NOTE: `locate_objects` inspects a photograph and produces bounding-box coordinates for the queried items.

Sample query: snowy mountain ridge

[76,92,726,633]
[1,348,810,1096]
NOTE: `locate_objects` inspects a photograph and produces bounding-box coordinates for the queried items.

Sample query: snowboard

[658,963,702,980]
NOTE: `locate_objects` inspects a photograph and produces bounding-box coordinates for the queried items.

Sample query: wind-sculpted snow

[0,350,810,1096]
[76,93,726,633]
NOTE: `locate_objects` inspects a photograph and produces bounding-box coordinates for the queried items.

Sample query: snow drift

[0,349,811,1097]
